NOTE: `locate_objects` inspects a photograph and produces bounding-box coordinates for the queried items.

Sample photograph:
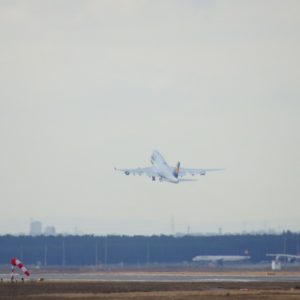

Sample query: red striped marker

[11,257,30,276]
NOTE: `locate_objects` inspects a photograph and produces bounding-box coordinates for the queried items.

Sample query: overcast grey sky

[0,0,299,235]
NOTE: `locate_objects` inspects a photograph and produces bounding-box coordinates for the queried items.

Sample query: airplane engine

[288,257,296,263]
[216,259,224,267]
[200,171,206,175]
[152,176,156,181]
[125,171,130,175]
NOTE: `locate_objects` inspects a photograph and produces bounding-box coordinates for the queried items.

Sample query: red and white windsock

[11,257,30,276]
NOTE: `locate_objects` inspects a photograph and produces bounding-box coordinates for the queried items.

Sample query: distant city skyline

[29,219,56,236]
[0,1,299,235]
[8,217,300,237]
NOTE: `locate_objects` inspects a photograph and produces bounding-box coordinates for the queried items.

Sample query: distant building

[30,220,42,236]
[44,226,56,236]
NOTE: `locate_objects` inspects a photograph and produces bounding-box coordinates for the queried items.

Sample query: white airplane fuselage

[192,255,250,262]
[115,150,223,183]
[151,151,179,183]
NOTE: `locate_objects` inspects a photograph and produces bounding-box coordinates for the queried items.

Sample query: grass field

[1,281,300,300]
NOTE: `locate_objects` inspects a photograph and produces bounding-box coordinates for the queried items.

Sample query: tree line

[0,232,298,266]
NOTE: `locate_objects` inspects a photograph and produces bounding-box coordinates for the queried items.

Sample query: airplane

[266,253,300,263]
[266,253,300,270]
[115,150,224,183]
[192,255,250,266]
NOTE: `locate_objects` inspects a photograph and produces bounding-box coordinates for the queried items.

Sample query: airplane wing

[114,166,159,177]
[178,168,225,177]
[266,253,300,260]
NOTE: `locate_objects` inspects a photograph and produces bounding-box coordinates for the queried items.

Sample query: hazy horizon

[5,216,300,236]
[0,1,299,235]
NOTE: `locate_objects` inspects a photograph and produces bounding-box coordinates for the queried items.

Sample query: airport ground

[1,280,300,300]
[1,268,300,300]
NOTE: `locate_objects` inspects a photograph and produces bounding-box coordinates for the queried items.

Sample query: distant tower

[104,237,108,267]
[30,219,42,236]
[44,244,47,266]
[95,240,98,267]
[187,225,190,235]
[20,245,23,261]
[146,241,150,265]
[62,240,66,267]
[283,232,287,264]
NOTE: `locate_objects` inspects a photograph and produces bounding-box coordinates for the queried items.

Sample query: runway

[21,271,300,282]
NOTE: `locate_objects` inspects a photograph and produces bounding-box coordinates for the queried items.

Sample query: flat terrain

[1,281,300,300]
[3,269,300,282]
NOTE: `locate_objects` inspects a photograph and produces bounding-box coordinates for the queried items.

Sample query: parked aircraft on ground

[115,150,224,183]
[192,255,250,266]
[266,253,300,270]
[266,253,300,263]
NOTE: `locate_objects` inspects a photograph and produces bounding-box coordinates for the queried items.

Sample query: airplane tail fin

[173,161,180,178]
